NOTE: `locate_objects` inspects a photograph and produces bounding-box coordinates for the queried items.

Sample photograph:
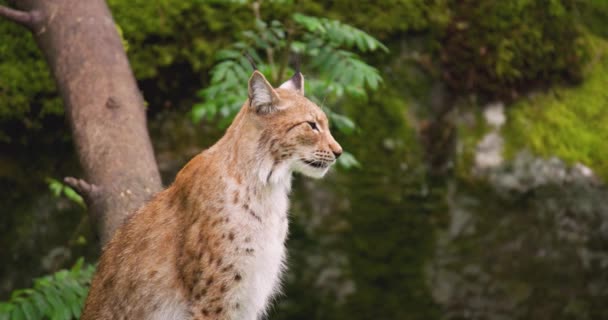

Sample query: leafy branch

[192,5,387,169]
[291,13,388,53]
[0,259,95,320]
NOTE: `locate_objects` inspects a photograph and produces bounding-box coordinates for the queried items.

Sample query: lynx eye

[307,121,319,131]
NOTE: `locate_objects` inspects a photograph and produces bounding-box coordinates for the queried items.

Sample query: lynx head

[246,70,342,180]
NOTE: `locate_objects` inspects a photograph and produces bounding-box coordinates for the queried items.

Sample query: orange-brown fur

[81,71,342,320]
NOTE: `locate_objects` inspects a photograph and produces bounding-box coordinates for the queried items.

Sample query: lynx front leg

[188,298,259,320]
[188,304,229,320]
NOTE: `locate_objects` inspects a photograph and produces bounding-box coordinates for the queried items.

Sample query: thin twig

[293,53,301,74]
[244,52,258,71]
[0,5,39,29]
[277,25,295,83]
[64,176,102,205]
[251,1,276,81]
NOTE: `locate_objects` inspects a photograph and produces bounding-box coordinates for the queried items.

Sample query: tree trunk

[2,0,163,245]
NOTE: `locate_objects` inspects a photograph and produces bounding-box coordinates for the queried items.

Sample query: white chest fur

[226,180,290,319]
[146,182,290,320]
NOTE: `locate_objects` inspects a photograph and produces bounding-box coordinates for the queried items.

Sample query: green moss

[335,85,441,319]
[503,37,608,180]
[439,0,589,98]
[577,0,608,38]
[0,0,430,144]
[454,105,490,178]
[0,0,254,143]
[107,0,252,79]
[0,7,62,141]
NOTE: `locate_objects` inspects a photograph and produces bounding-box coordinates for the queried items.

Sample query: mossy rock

[503,36,608,180]
[439,0,589,99]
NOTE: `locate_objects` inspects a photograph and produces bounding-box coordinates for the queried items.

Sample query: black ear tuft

[244,52,258,71]
[279,72,305,95]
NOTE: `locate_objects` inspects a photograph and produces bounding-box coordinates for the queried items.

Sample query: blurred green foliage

[0,0,595,143]
[191,2,387,167]
[0,12,61,143]
[575,0,608,38]
[191,12,386,126]
[0,259,94,320]
[336,89,441,320]
[107,0,252,78]
[439,0,589,98]
[321,0,442,36]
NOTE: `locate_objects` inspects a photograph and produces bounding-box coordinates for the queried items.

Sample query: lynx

[81,70,342,320]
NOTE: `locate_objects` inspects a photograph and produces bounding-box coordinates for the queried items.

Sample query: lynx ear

[279,72,304,95]
[248,71,280,114]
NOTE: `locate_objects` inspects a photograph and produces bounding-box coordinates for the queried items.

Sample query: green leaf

[45,178,63,197]
[0,259,95,320]
[192,8,385,131]
[35,277,51,288]
[62,187,84,207]
[10,289,28,300]
[0,303,14,320]
[292,13,388,52]
[71,258,84,273]
[215,49,241,60]
[45,177,85,207]
[337,151,361,169]
[59,284,80,319]
[53,270,69,281]
[290,41,306,53]
[42,286,63,313]
[52,302,71,320]
[328,112,356,135]
[31,292,49,317]
[70,299,83,320]
[19,300,37,320]
[10,305,25,320]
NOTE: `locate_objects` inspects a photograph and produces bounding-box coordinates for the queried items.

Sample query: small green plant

[0,258,95,320]
[192,1,387,168]
[45,178,84,208]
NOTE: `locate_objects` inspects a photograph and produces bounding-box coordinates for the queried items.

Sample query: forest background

[1,0,608,319]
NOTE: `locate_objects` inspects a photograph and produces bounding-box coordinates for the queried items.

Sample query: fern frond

[0,259,95,320]
[191,55,251,125]
[310,48,383,99]
[293,13,388,53]
[192,7,387,169]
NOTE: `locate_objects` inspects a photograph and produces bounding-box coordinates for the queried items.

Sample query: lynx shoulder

[81,70,342,320]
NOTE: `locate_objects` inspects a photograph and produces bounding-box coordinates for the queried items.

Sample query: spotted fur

[81,71,342,320]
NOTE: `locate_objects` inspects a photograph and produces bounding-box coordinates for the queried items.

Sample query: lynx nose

[327,133,342,159]
[332,149,342,159]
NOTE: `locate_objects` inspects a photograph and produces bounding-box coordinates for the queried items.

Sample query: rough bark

[4,0,163,245]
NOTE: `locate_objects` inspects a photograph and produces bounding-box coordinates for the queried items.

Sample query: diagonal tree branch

[0,5,40,29]
[64,176,103,205]
[9,0,163,246]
